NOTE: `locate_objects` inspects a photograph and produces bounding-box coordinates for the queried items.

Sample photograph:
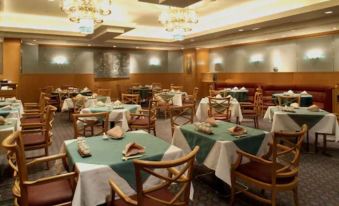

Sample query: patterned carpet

[1,112,339,206]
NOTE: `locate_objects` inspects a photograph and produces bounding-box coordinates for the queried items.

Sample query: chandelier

[159,7,198,41]
[61,0,112,34]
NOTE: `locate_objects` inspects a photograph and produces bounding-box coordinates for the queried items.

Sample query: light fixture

[113,45,117,48]
[238,29,244,32]
[159,7,198,41]
[52,55,68,65]
[149,57,160,66]
[252,27,260,31]
[250,54,263,63]
[324,11,333,14]
[305,49,325,60]
[61,0,112,34]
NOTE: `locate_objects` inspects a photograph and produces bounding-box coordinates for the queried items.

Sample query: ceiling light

[159,7,198,41]
[136,47,139,49]
[181,47,184,50]
[87,44,91,46]
[333,27,337,30]
[61,0,112,34]
[252,27,260,31]
[33,39,36,42]
[113,45,117,48]
[324,11,333,14]
[238,29,244,32]
[48,0,55,2]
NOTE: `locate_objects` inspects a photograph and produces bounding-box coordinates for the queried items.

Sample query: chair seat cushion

[22,133,45,146]
[236,161,295,184]
[213,114,229,120]
[129,118,154,126]
[113,188,175,206]
[27,179,73,206]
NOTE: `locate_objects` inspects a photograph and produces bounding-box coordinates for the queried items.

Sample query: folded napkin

[206,117,217,127]
[92,93,98,98]
[170,89,175,92]
[216,94,223,98]
[232,87,239,90]
[1,86,8,90]
[107,126,124,139]
[287,90,294,94]
[96,101,105,107]
[83,87,89,91]
[225,88,231,91]
[56,88,62,92]
[113,100,122,106]
[240,86,246,90]
[301,90,308,95]
[77,138,91,157]
[290,103,299,108]
[0,116,6,125]
[308,104,319,112]
[1,105,12,110]
[228,125,247,136]
[122,142,145,157]
[194,122,213,134]
[226,95,232,99]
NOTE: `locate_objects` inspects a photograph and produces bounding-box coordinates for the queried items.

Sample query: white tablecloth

[264,106,339,142]
[195,97,243,122]
[62,97,111,112]
[172,127,271,185]
[61,131,185,206]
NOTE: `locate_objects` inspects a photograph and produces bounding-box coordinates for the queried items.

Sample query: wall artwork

[94,51,130,78]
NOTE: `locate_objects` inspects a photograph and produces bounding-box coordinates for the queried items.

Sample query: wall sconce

[305,49,325,60]
[149,57,160,66]
[52,55,68,65]
[250,54,263,63]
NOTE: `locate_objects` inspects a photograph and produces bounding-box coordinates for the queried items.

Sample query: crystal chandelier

[61,0,112,34]
[159,7,198,41]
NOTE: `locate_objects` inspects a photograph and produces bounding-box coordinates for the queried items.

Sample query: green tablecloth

[271,107,328,129]
[65,133,170,190]
[180,122,266,163]
[272,94,313,107]
[221,91,248,102]
[89,104,139,113]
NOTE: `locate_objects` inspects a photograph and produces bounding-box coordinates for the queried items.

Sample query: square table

[220,89,248,102]
[81,103,141,131]
[172,121,271,185]
[62,96,111,112]
[195,97,243,122]
[263,106,339,142]
[63,131,184,206]
[272,93,313,107]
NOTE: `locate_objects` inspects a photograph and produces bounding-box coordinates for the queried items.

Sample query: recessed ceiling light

[87,44,91,46]
[113,45,117,48]
[181,47,184,50]
[190,39,194,42]
[136,46,139,49]
[252,28,260,31]
[48,0,55,2]
[325,11,333,14]
[333,27,337,30]
[196,48,200,50]
[33,39,36,42]
[238,29,244,32]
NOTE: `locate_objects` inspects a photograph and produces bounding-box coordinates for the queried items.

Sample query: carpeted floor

[1,112,339,206]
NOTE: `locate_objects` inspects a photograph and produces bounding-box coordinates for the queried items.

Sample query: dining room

[1,0,339,206]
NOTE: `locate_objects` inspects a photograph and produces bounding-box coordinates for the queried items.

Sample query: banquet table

[263,106,339,142]
[195,97,243,122]
[220,89,248,102]
[172,121,271,185]
[81,103,141,131]
[61,96,111,112]
[272,93,313,107]
[63,131,184,206]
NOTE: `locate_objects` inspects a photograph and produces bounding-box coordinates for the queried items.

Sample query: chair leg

[230,174,236,206]
[45,147,49,170]
[322,134,331,156]
[153,127,157,136]
[293,187,299,206]
[315,133,319,153]
[271,190,277,206]
[306,131,310,152]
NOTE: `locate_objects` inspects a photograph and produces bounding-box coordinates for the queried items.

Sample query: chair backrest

[169,105,194,135]
[131,83,141,87]
[208,96,231,117]
[253,92,263,115]
[121,93,140,104]
[72,112,109,138]
[270,124,308,184]
[152,82,162,89]
[192,87,199,100]
[209,89,221,97]
[41,86,54,94]
[133,146,199,206]
[61,85,73,90]
[147,100,158,125]
[97,88,111,97]
[40,97,50,113]
[72,95,87,113]
[278,95,301,106]
[170,85,184,91]
[44,105,57,138]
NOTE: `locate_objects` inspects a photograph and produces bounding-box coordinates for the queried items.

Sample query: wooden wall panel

[2,39,21,83]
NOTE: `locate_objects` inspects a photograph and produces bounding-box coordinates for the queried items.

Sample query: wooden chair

[230,124,308,206]
[152,82,162,90]
[21,105,57,163]
[122,93,140,104]
[72,112,109,138]
[169,104,194,135]
[41,86,60,110]
[129,100,158,135]
[170,84,184,91]
[183,87,199,105]
[208,96,231,121]
[240,92,263,128]
[278,95,301,106]
[209,89,222,97]
[108,146,200,206]
[2,131,76,206]
[21,97,50,125]
[61,85,73,90]
[23,92,46,112]
[153,92,174,119]
[97,88,112,97]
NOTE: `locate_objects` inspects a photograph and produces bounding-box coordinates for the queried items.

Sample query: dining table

[220,88,249,102]
[62,131,185,206]
[128,86,153,101]
[195,97,243,123]
[61,96,111,112]
[263,106,339,143]
[81,103,141,131]
[157,91,187,106]
[172,121,271,185]
[272,93,313,107]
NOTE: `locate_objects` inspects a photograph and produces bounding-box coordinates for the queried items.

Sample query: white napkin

[225,88,231,91]
[96,101,105,107]
[170,89,175,92]
[301,91,308,94]
[83,87,89,91]
[290,103,299,108]
[287,90,294,94]
[56,88,62,92]
[216,94,222,98]
[113,100,122,106]
[232,87,238,90]
[1,86,8,90]
[240,87,246,90]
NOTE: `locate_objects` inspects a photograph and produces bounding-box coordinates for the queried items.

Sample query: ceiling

[1,0,339,49]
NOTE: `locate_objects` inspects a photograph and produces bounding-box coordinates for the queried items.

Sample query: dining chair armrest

[24,102,38,106]
[236,150,272,165]
[22,112,43,118]
[109,178,137,205]
[26,153,67,167]
[21,123,45,130]
[130,113,146,118]
[24,109,41,114]
[23,172,76,186]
